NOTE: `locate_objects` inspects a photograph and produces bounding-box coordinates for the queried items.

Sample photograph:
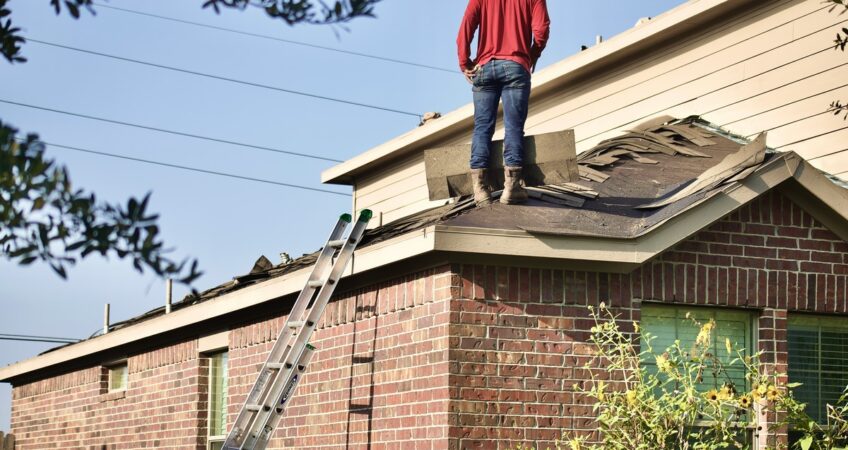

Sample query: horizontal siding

[354,154,446,228]
[353,0,847,226]
[523,1,847,174]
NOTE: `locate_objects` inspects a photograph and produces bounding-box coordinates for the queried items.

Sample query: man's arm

[457,0,481,72]
[530,0,551,72]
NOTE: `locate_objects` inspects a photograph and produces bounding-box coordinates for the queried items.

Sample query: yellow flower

[696,321,714,347]
[569,438,582,450]
[718,385,733,401]
[705,389,720,402]
[655,354,672,372]
[626,389,638,406]
[725,337,733,354]
[739,395,752,409]
[766,385,779,402]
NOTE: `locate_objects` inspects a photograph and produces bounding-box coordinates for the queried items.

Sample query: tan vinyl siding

[524,0,843,160]
[352,0,847,224]
[354,154,446,228]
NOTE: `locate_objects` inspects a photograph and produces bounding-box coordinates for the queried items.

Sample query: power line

[23,138,352,197]
[0,98,343,163]
[0,333,79,344]
[27,38,422,118]
[93,3,457,74]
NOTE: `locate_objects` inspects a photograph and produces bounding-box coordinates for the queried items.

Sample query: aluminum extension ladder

[223,210,372,450]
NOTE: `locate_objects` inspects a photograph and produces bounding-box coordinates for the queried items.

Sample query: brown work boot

[470,168,492,203]
[500,166,528,204]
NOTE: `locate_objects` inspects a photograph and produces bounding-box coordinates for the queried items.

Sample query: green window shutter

[641,305,753,392]
[788,316,848,423]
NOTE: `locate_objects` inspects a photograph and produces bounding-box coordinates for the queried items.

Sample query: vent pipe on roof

[595,35,603,45]
[165,278,173,314]
[103,303,110,335]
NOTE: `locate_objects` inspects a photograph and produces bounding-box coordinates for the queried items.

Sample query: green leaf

[798,435,813,450]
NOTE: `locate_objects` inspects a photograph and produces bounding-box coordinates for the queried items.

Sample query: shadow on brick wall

[345,301,378,449]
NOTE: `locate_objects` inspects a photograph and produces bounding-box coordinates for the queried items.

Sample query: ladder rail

[223,214,352,449]
[242,210,371,450]
[222,210,371,450]
[244,211,371,449]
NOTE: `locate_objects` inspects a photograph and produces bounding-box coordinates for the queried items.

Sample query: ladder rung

[266,363,284,369]
[328,239,346,249]
[245,404,262,412]
[307,280,324,289]
[287,321,304,328]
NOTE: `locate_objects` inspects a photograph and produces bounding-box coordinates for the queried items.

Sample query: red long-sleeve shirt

[457,0,550,74]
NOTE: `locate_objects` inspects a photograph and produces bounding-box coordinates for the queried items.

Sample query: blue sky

[0,0,686,432]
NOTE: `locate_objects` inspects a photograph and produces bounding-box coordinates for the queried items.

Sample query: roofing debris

[40,116,792,354]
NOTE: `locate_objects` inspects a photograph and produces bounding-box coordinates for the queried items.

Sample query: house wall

[353,0,848,227]
[9,192,848,450]
[10,340,206,449]
[448,190,848,450]
[10,266,454,450]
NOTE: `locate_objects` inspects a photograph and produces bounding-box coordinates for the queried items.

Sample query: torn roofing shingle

[45,117,784,350]
[445,116,767,238]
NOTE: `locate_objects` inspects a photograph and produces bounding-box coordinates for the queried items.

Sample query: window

[208,351,229,449]
[788,316,848,423]
[641,305,754,392]
[107,362,128,392]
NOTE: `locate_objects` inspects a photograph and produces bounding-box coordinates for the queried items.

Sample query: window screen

[641,305,753,392]
[108,363,128,392]
[209,351,229,441]
[788,316,848,423]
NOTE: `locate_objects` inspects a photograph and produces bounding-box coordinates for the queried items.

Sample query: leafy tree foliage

[0,122,202,284]
[827,0,848,119]
[0,0,380,63]
[0,0,379,284]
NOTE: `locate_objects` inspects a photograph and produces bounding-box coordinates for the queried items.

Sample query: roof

[320,0,760,185]
[3,116,847,383]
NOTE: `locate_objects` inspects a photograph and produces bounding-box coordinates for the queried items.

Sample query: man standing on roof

[457,0,550,204]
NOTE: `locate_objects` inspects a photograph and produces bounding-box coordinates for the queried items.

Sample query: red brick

[812,229,839,240]
[767,237,798,249]
[745,224,776,235]
[800,239,832,251]
[698,254,732,266]
[777,226,809,238]
[801,262,833,274]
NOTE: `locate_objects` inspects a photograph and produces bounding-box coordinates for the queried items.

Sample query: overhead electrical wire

[0,333,79,344]
[0,98,343,163]
[27,38,422,118]
[93,2,456,74]
[18,138,352,196]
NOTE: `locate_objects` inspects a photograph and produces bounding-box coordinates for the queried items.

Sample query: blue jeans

[469,59,531,169]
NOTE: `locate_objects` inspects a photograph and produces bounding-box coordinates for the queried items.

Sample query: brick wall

[448,191,848,450]
[9,191,848,449]
[229,265,454,450]
[11,340,204,449]
[11,266,454,450]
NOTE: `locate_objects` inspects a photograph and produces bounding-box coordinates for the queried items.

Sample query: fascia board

[0,227,437,382]
[320,0,753,185]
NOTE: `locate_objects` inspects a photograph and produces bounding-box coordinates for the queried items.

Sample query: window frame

[206,350,229,447]
[639,303,758,445]
[106,361,128,393]
[787,314,848,424]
